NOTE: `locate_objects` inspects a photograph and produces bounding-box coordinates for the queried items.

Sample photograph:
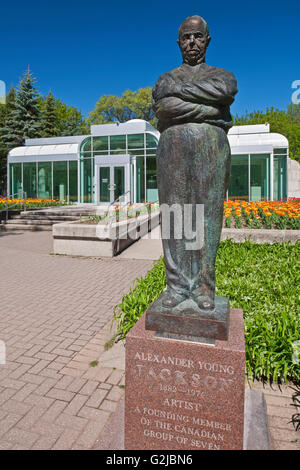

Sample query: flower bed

[0,198,69,210]
[224,200,300,230]
[81,202,160,225]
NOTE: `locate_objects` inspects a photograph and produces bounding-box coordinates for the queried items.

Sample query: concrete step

[6,219,54,226]
[1,224,52,231]
[20,210,96,217]
[12,214,80,221]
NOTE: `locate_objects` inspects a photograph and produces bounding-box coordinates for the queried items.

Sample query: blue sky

[0,0,299,119]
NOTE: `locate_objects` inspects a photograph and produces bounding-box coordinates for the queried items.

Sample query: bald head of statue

[177,15,211,66]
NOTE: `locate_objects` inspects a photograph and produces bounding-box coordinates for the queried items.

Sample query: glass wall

[250,154,270,201]
[10,163,22,197]
[136,156,145,203]
[69,161,78,202]
[23,162,37,198]
[228,155,248,200]
[146,157,158,202]
[53,161,68,201]
[273,149,287,200]
[228,153,271,201]
[9,161,78,202]
[80,132,159,203]
[80,157,93,203]
[38,162,52,199]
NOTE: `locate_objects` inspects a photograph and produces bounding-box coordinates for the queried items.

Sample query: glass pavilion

[7,120,289,204]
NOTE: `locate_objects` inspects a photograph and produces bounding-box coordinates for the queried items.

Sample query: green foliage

[39,96,88,136]
[0,199,69,210]
[52,98,88,136]
[1,69,41,149]
[234,105,300,163]
[88,87,157,128]
[41,91,59,137]
[0,70,89,193]
[89,360,99,367]
[112,258,166,341]
[0,87,16,193]
[112,241,300,383]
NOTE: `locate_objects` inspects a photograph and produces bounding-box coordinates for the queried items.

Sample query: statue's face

[178,18,210,65]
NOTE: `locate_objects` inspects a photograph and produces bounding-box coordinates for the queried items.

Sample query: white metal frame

[94,155,131,205]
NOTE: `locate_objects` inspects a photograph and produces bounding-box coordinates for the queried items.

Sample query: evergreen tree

[0,86,16,193]
[1,69,41,150]
[41,90,59,137]
[62,106,88,136]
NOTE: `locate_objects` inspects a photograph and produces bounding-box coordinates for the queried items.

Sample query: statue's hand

[153,97,188,119]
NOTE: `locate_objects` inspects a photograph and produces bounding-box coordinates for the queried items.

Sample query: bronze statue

[146,15,237,339]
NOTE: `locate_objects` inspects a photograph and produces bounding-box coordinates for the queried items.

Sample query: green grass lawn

[112,240,300,383]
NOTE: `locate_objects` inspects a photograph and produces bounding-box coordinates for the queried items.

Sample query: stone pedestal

[125,308,245,450]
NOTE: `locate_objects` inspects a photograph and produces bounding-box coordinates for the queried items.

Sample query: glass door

[113,166,125,201]
[99,166,110,203]
[99,165,126,204]
[250,154,270,201]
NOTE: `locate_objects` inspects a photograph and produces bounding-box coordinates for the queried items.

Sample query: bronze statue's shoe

[194,295,215,311]
[161,290,187,308]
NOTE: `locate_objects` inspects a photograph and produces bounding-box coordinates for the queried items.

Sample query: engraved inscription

[132,351,238,449]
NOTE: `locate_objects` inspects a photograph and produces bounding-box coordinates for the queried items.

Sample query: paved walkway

[0,231,153,449]
[0,231,299,450]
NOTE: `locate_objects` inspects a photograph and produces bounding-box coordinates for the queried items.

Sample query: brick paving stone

[17,406,47,431]
[78,406,110,422]
[64,394,89,416]
[98,383,113,391]
[9,364,32,380]
[24,393,55,409]
[86,389,108,408]
[0,414,24,438]
[65,360,89,371]
[78,380,99,396]
[31,420,65,440]
[31,436,59,450]
[74,419,109,449]
[5,427,40,447]
[52,428,82,450]
[35,378,58,396]
[0,231,155,450]
[55,375,75,390]
[106,369,124,385]
[39,369,62,380]
[1,379,26,390]
[41,400,68,423]
[0,441,14,450]
[55,412,88,431]
[46,388,75,402]
[67,378,87,393]
[83,366,112,382]
[15,356,40,366]
[13,383,39,402]
[21,374,47,386]
[28,360,51,375]
[59,367,85,378]
[1,399,33,416]
[99,399,118,413]
[106,385,125,402]
[34,352,58,362]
